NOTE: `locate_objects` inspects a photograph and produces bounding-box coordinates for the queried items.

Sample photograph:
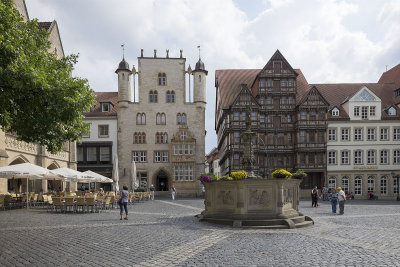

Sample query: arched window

[181,113,186,124]
[341,176,349,194]
[154,90,158,103]
[136,113,141,125]
[155,132,160,143]
[142,132,146,143]
[355,176,362,195]
[171,91,175,103]
[177,113,181,124]
[163,133,168,143]
[161,113,166,124]
[367,176,374,193]
[166,91,170,103]
[149,90,153,103]
[134,133,138,143]
[158,73,166,85]
[156,113,161,125]
[380,176,387,195]
[328,176,336,189]
[141,113,146,124]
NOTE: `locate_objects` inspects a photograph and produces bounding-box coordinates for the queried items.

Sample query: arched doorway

[8,157,28,192]
[156,170,169,191]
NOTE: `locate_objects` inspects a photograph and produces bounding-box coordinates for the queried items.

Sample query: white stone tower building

[116,49,207,197]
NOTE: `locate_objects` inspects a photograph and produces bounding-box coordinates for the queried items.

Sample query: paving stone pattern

[0,199,400,266]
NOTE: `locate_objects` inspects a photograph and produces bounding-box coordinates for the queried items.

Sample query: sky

[25,0,400,154]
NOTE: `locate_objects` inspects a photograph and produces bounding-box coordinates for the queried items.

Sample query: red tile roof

[83,92,118,117]
[312,83,399,118]
[378,64,400,88]
[215,69,259,110]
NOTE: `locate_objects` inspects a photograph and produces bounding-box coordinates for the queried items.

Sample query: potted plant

[271,169,292,179]
[292,170,307,179]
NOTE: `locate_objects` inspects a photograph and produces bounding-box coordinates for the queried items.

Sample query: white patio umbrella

[0,163,61,208]
[51,168,95,192]
[112,155,119,192]
[83,170,113,183]
[131,160,138,192]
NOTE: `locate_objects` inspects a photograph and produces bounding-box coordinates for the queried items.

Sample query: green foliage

[271,169,292,179]
[0,0,95,153]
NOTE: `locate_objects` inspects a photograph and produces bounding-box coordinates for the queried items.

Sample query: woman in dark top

[119,184,129,220]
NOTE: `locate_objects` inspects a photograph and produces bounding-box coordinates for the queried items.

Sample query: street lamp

[392,172,399,201]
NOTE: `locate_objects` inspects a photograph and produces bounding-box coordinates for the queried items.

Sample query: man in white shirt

[338,187,346,215]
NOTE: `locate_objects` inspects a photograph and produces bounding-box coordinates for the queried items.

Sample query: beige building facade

[116,50,207,196]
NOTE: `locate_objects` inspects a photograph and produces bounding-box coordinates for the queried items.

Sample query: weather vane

[121,44,125,59]
[197,45,201,60]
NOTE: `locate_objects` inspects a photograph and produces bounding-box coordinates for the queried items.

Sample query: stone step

[294,220,314,228]
[291,216,305,224]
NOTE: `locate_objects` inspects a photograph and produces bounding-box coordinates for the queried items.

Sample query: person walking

[171,184,176,200]
[322,187,328,201]
[329,188,338,213]
[118,184,129,220]
[338,187,346,215]
[311,186,319,207]
[150,184,155,200]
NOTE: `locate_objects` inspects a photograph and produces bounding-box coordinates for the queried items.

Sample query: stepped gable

[83,92,118,117]
[379,64,400,88]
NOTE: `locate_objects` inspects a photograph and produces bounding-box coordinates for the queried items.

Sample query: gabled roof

[257,49,297,78]
[83,92,118,117]
[379,64,400,88]
[312,83,398,119]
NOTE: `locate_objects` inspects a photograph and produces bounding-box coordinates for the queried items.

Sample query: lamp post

[392,172,399,201]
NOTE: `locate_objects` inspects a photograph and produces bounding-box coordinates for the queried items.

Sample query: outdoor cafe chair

[0,195,5,210]
[102,196,112,210]
[64,197,75,213]
[85,197,97,213]
[75,197,86,213]
[46,195,53,212]
[52,197,63,213]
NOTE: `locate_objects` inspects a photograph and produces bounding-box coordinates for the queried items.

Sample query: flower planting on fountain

[271,169,292,179]
[231,171,248,180]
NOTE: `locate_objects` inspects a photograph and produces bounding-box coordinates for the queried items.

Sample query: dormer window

[101,103,110,112]
[331,107,339,116]
[388,107,396,116]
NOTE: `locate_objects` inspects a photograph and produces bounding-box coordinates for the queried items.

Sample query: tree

[0,0,95,153]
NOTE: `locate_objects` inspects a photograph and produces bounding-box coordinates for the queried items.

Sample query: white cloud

[25,0,400,153]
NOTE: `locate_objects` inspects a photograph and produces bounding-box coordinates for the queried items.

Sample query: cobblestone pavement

[0,198,400,266]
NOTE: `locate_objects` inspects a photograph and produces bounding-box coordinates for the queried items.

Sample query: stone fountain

[197,106,313,229]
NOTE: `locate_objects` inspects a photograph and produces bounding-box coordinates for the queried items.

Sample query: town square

[1,0,400,266]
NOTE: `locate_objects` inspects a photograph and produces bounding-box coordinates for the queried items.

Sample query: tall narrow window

[354,150,362,164]
[394,150,400,164]
[341,177,349,194]
[328,177,336,189]
[380,150,388,164]
[166,91,171,103]
[141,113,146,124]
[361,106,368,120]
[380,176,387,195]
[177,113,181,124]
[149,90,154,103]
[394,128,400,140]
[233,112,239,121]
[341,129,349,141]
[171,91,175,102]
[354,177,362,195]
[181,113,187,124]
[367,150,375,164]
[367,176,374,193]
[328,129,336,141]
[354,106,360,116]
[341,151,349,165]
[158,73,166,85]
[370,106,376,116]
[354,128,362,141]
[367,128,376,141]
[380,128,388,140]
[328,151,336,165]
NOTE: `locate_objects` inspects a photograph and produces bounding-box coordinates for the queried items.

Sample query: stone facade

[117,50,206,196]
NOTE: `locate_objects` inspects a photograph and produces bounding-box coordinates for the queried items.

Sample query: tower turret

[193,57,207,105]
[115,58,132,108]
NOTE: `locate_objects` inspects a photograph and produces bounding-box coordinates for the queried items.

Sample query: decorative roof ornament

[195,45,206,71]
